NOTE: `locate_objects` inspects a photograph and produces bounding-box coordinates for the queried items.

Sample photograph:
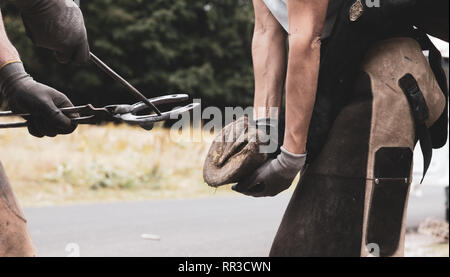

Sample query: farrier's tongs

[0,53,199,130]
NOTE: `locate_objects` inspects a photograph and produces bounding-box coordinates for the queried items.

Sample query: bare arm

[252,0,287,119]
[284,0,328,154]
[0,10,21,68]
[233,0,328,197]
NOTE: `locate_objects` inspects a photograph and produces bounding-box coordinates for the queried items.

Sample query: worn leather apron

[270,38,446,257]
[0,162,36,257]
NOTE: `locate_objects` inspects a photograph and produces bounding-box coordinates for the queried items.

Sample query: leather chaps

[0,162,36,257]
[270,37,446,257]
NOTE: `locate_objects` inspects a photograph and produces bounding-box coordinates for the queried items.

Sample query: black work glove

[0,62,77,137]
[12,0,90,64]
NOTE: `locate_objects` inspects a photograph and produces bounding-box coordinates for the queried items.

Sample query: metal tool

[0,94,199,130]
[89,52,162,116]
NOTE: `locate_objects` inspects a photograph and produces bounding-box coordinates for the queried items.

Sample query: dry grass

[0,119,230,207]
[405,233,449,257]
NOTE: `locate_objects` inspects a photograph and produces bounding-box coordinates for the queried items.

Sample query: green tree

[1,0,255,109]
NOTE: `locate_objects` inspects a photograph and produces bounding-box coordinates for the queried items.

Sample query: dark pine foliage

[1,0,255,109]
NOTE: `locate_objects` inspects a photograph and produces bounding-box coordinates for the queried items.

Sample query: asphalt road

[24,186,447,257]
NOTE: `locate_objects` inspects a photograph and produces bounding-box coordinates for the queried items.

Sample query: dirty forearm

[252,0,287,120]
[0,10,21,68]
[284,0,328,154]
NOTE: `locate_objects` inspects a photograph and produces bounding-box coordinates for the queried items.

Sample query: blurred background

[1,0,255,109]
[0,1,448,257]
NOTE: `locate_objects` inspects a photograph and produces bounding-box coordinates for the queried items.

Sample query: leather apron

[0,162,36,257]
[270,38,446,257]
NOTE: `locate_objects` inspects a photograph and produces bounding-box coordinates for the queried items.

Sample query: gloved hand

[12,0,90,64]
[0,62,77,137]
[232,146,306,197]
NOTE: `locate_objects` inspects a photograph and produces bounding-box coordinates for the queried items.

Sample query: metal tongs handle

[0,116,27,129]
[0,53,199,130]
[0,94,200,130]
[0,107,87,129]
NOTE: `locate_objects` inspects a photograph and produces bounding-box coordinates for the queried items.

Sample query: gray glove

[203,116,279,187]
[12,0,90,64]
[233,146,306,197]
[0,62,77,137]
